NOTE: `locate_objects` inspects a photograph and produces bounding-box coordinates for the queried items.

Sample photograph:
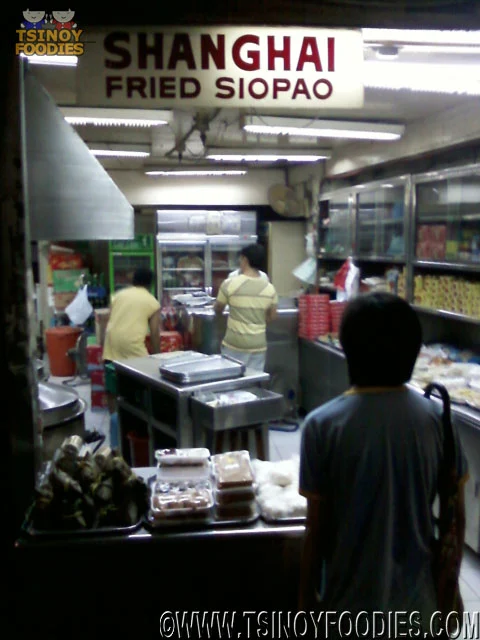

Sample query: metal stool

[63,331,90,387]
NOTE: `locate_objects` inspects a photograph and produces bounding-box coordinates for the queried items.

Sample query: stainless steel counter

[300,337,480,554]
[113,354,273,462]
[189,300,299,413]
[114,354,269,397]
[15,468,304,637]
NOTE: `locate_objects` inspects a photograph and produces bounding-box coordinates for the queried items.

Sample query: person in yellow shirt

[214,244,277,371]
[103,268,160,413]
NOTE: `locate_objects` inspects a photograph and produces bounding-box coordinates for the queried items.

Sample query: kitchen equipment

[156,210,257,303]
[38,381,86,459]
[159,354,245,384]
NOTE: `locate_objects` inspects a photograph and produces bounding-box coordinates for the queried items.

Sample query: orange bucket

[126,431,150,467]
[45,326,82,377]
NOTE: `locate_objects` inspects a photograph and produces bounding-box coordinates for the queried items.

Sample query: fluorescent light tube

[21,53,78,66]
[145,169,247,177]
[206,147,330,162]
[363,29,480,46]
[90,149,150,158]
[364,61,480,95]
[244,116,404,141]
[61,107,172,127]
[89,143,150,158]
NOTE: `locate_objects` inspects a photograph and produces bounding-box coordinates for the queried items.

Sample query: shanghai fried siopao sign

[77,27,364,109]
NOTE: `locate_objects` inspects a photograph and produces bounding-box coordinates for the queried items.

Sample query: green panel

[52,268,89,292]
[108,251,155,296]
[109,234,154,252]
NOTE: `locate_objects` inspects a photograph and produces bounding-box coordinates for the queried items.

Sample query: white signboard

[77,27,364,109]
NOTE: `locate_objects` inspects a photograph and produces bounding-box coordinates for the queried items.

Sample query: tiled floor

[47,375,480,612]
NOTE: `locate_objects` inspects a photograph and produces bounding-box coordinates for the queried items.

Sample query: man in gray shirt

[299,292,468,637]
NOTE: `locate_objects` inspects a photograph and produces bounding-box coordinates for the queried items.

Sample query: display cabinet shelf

[417,213,480,223]
[358,219,406,227]
[355,256,406,264]
[412,305,480,324]
[317,253,350,260]
[413,260,480,273]
[162,268,203,272]
[318,166,480,325]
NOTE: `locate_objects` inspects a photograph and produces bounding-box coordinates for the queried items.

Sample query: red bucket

[45,326,82,377]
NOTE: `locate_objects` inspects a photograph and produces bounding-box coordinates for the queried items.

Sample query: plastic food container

[215,501,257,519]
[156,462,211,483]
[150,479,213,519]
[211,450,254,489]
[155,448,210,466]
[213,485,256,506]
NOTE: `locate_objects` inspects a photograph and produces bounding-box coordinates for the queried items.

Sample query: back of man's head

[133,268,153,289]
[240,243,265,271]
[339,292,422,387]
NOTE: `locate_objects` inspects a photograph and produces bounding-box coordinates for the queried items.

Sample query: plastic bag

[334,259,360,301]
[65,285,93,325]
[292,257,317,285]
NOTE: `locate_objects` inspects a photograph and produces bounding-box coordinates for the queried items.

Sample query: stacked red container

[330,301,348,335]
[298,294,331,339]
[87,344,107,410]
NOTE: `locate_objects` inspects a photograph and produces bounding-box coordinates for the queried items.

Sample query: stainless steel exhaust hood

[21,63,134,241]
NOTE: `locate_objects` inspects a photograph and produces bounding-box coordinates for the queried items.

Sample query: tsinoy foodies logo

[16,10,84,58]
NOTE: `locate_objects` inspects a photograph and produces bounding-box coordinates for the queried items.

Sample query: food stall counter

[113,353,275,464]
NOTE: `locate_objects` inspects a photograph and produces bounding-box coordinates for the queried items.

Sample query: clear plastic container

[214,485,256,506]
[156,461,211,483]
[155,447,210,466]
[150,479,213,519]
[211,450,254,489]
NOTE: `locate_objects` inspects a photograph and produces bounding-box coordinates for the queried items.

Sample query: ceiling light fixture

[206,147,330,163]
[363,29,480,46]
[21,53,78,66]
[145,169,248,177]
[363,29,480,55]
[243,116,404,141]
[88,143,150,158]
[375,45,400,60]
[364,61,480,95]
[61,107,173,127]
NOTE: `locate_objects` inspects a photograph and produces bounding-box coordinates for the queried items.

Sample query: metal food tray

[259,512,306,525]
[191,387,285,431]
[160,354,245,384]
[144,503,260,531]
[21,517,143,539]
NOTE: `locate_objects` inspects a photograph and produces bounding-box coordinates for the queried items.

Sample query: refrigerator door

[157,238,207,303]
[208,235,257,297]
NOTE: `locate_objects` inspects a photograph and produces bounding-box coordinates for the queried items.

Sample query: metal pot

[38,381,86,459]
[190,309,226,355]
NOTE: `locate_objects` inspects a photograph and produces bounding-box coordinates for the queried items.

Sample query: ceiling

[30,28,480,173]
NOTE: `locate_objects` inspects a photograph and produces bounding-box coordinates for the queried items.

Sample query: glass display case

[318,191,353,258]
[156,210,257,303]
[209,239,249,297]
[317,165,480,323]
[414,169,480,266]
[412,165,480,322]
[356,180,407,261]
[157,238,207,304]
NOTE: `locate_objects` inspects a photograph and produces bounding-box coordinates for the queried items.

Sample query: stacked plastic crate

[87,344,107,410]
[298,294,331,339]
